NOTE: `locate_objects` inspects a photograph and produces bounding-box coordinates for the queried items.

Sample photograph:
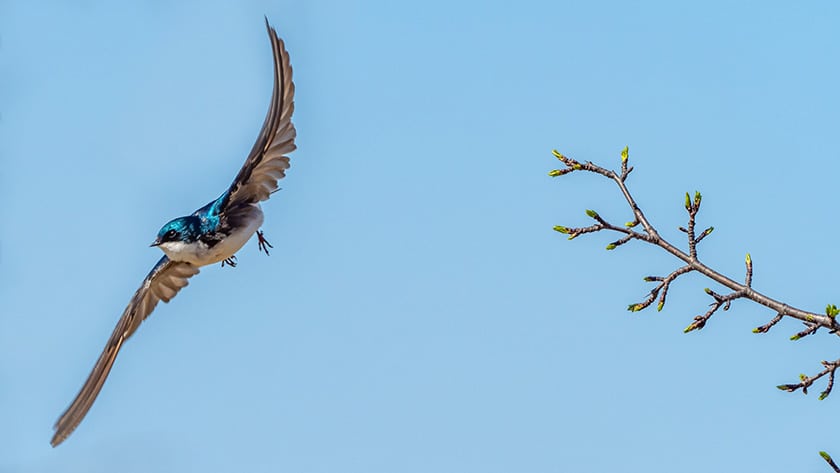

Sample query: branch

[776,359,840,400]
[549,147,840,400]
[821,452,840,473]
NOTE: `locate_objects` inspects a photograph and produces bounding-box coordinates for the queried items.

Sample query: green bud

[790,335,801,341]
[572,164,582,170]
[683,324,696,333]
[551,149,565,160]
[605,244,616,250]
[643,276,656,282]
[553,225,570,234]
[548,169,563,177]
[820,451,832,461]
[684,192,691,210]
[585,209,598,218]
[625,221,638,228]
[704,288,712,295]
[819,392,829,401]
[776,385,790,391]
[752,328,760,333]
[745,253,751,265]
[656,302,664,312]
[621,146,629,163]
[799,373,807,381]
[693,191,702,207]
[705,226,714,235]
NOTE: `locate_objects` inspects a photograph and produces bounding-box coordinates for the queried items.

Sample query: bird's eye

[166,230,177,239]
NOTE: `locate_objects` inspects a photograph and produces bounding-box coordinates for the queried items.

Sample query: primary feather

[51,257,199,446]
[221,17,296,212]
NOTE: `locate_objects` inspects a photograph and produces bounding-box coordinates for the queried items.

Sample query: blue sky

[2,1,840,471]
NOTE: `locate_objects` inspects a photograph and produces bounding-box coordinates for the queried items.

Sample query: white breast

[159,204,264,267]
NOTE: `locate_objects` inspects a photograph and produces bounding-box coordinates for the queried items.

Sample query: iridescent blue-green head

[151,216,201,248]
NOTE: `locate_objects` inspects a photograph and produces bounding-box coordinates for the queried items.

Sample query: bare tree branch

[549,147,840,396]
[551,146,840,470]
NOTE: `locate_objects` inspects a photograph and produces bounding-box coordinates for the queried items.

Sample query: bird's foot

[221,256,238,268]
[257,230,273,256]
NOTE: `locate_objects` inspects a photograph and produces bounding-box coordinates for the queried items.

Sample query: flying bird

[51,18,296,447]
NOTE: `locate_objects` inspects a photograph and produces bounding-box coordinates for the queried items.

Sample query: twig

[821,452,840,473]
[753,314,783,334]
[776,359,840,400]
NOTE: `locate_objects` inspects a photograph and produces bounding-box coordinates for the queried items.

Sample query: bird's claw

[257,230,273,255]
[221,256,238,268]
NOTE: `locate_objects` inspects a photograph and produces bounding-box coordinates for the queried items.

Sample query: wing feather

[51,256,199,447]
[222,18,296,210]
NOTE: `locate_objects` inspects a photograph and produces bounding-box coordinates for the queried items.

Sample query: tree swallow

[51,18,297,447]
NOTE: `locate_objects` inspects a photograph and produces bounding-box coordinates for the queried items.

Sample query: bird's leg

[221,255,238,268]
[257,230,273,256]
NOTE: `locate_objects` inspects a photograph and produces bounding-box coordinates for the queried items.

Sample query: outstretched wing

[220,18,296,213]
[51,256,200,447]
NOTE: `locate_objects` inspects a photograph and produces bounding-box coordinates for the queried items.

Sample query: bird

[50,18,296,447]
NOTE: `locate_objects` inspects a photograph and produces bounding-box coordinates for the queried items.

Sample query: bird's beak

[150,239,161,247]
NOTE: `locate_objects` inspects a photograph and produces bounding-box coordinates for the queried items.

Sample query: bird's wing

[51,256,200,447]
[220,18,296,213]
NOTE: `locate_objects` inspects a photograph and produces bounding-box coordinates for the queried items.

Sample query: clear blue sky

[2,1,840,471]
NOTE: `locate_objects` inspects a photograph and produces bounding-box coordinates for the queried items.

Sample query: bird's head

[151,217,200,253]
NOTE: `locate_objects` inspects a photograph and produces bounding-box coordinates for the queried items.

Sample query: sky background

[2,1,840,472]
